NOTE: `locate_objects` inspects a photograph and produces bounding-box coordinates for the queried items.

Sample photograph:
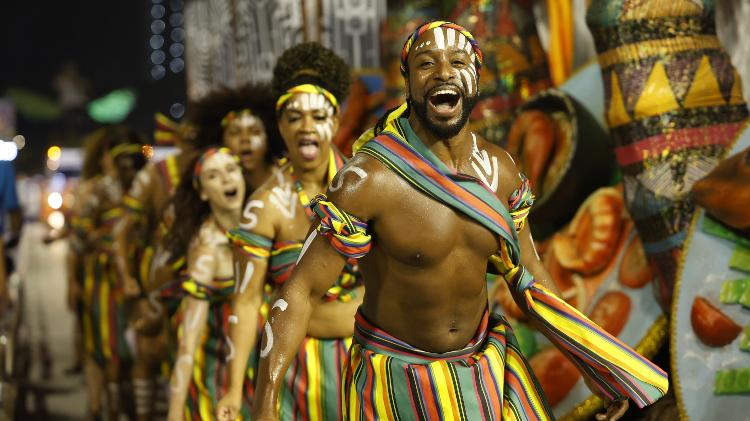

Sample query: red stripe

[615,122,743,166]
[379,136,513,235]
[478,354,502,414]
[413,365,441,420]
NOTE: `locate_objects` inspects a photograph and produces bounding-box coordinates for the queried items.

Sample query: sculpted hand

[584,375,629,420]
[215,391,241,421]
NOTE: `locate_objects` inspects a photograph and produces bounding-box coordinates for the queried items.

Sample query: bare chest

[373,184,499,266]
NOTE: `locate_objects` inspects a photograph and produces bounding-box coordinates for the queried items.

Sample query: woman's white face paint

[285,93,334,117]
[259,299,288,358]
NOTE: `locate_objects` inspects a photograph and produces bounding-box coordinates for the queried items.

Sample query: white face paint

[240,199,264,230]
[249,135,264,151]
[446,28,456,47]
[286,93,334,116]
[269,184,297,219]
[470,133,499,192]
[433,27,445,50]
[315,118,334,144]
[237,113,260,128]
[259,299,289,358]
[296,230,317,265]
[329,165,368,192]
[190,254,215,283]
[414,40,431,51]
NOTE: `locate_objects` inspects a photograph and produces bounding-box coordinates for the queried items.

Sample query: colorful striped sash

[157,154,181,196]
[354,115,669,408]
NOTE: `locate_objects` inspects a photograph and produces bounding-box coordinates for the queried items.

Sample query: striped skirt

[279,336,353,421]
[81,251,131,368]
[342,310,554,421]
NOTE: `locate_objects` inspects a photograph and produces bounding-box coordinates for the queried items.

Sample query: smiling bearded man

[251,21,669,421]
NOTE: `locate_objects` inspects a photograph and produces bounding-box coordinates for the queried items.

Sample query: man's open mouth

[428,87,461,116]
[299,138,320,160]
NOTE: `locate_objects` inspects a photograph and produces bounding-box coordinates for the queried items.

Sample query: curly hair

[272,42,350,107]
[165,151,211,262]
[186,84,285,163]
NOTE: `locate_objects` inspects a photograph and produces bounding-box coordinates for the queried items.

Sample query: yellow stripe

[597,35,721,68]
[99,256,111,360]
[166,155,180,191]
[506,349,549,419]
[370,353,390,418]
[306,339,323,421]
[348,346,363,419]
[529,292,667,391]
[432,361,461,419]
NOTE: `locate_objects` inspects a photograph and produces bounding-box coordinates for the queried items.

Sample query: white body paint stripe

[329,165,368,192]
[297,231,317,264]
[237,261,254,294]
[259,299,289,358]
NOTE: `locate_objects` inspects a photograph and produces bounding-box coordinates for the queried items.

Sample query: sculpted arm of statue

[167,243,213,421]
[216,193,275,421]
[253,158,378,420]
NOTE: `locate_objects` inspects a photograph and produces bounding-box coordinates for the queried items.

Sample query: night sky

[0,0,185,173]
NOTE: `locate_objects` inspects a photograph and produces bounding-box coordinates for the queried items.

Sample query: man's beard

[409,91,478,140]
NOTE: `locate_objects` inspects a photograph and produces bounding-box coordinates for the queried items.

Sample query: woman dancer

[165,147,249,419]
[217,42,359,421]
[80,126,147,420]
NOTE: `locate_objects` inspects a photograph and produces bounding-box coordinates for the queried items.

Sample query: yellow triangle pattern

[683,55,725,108]
[607,71,631,127]
[728,69,746,105]
[634,62,680,118]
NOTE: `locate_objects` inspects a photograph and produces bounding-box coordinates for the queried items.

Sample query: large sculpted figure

[586,0,749,309]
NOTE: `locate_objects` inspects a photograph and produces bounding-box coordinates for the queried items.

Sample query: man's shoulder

[473,134,516,170]
[325,153,393,221]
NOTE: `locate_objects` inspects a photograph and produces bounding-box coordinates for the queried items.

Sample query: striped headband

[110,143,144,159]
[400,20,483,75]
[192,147,239,189]
[221,108,255,128]
[275,84,339,115]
